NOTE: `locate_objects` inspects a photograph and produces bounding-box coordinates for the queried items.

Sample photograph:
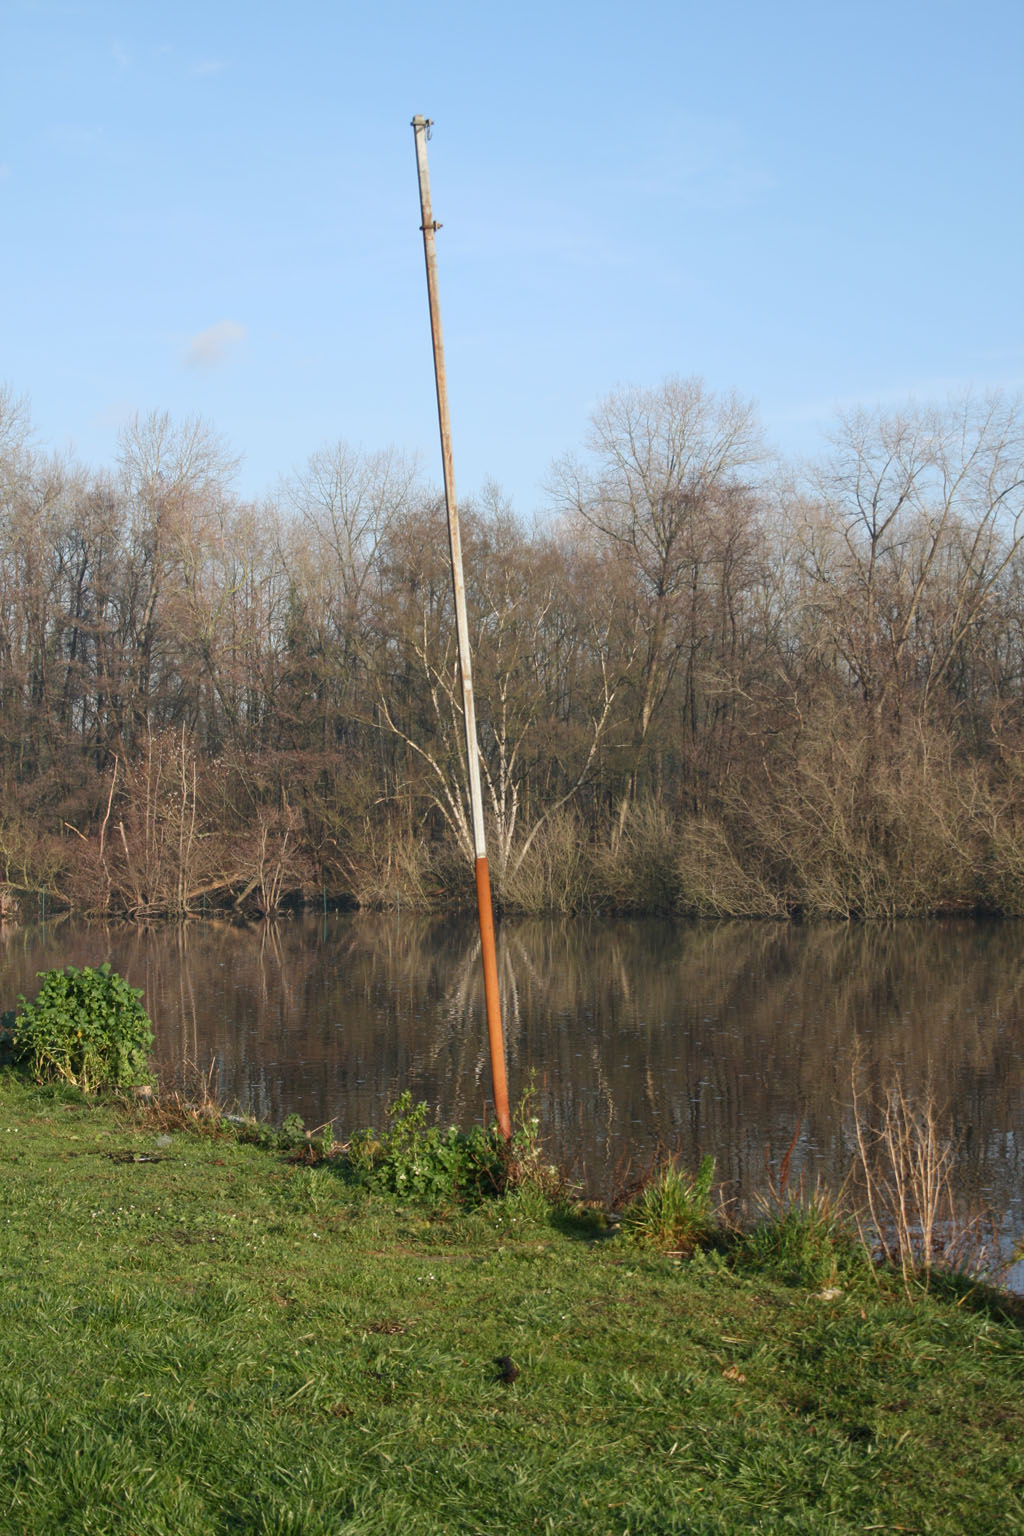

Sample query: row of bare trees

[1,377,1022,918]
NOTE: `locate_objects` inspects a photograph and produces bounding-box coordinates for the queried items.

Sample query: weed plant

[345,1088,565,1208]
[729,1127,858,1291]
[348,1091,503,1202]
[5,963,153,1091]
[230,1110,333,1160]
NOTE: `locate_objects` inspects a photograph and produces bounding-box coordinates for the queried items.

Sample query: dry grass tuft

[125,1058,231,1137]
[850,1069,991,1294]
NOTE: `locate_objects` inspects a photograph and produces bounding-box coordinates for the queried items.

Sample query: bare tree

[552,376,766,831]
[278,442,420,752]
[370,491,622,880]
[794,392,1024,722]
[0,384,32,489]
[116,411,240,742]
[281,441,419,612]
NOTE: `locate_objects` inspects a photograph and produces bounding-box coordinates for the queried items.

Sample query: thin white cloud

[184,320,246,369]
[112,40,131,71]
[192,58,226,75]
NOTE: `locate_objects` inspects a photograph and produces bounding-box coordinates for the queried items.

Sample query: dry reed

[849,1069,991,1294]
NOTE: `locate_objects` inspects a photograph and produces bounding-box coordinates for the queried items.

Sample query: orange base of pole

[475,856,511,1141]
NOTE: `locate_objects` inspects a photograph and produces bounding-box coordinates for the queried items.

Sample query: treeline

[1,376,1023,919]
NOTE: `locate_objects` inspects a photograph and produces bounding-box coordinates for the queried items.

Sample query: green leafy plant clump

[9,962,154,1091]
[231,1111,335,1161]
[349,1091,505,1202]
[345,1086,571,1208]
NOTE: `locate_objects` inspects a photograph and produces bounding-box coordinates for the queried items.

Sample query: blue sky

[3,0,1022,513]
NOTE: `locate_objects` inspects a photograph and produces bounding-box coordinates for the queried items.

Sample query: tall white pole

[411,115,511,1141]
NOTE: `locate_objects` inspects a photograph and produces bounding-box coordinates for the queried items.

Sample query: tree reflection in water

[1,915,1022,1230]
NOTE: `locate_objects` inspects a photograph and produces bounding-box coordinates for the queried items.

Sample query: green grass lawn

[1,1072,1022,1535]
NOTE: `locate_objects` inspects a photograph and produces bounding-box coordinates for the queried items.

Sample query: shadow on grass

[545,1203,610,1241]
[925,1268,1024,1329]
[0,1064,97,1108]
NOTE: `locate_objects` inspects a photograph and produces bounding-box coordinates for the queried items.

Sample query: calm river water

[2,913,1022,1241]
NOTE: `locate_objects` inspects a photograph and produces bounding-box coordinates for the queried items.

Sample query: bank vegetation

[1,377,1023,919]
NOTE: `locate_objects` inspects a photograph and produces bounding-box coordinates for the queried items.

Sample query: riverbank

[1,1074,1022,1533]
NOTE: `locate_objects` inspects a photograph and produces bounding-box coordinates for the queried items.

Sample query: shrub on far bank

[8,963,154,1092]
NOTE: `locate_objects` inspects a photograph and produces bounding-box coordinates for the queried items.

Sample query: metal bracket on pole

[411,114,512,1142]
